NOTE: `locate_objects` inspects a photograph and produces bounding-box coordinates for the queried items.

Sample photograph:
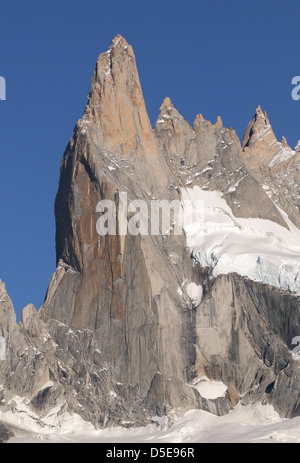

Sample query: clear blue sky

[0,0,299,320]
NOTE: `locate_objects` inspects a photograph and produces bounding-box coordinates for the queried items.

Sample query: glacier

[181,186,300,293]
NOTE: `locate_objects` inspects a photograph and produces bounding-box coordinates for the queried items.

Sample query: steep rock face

[0,280,16,338]
[242,105,297,171]
[154,100,288,228]
[1,35,300,430]
[0,283,153,428]
[40,35,300,421]
[0,284,51,398]
[42,35,201,415]
[82,35,156,159]
[241,106,300,229]
[242,105,281,169]
[196,273,300,417]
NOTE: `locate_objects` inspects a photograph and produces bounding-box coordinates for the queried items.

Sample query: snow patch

[191,376,227,399]
[186,283,202,306]
[177,287,183,296]
[181,186,300,292]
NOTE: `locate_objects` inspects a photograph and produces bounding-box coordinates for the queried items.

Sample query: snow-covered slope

[182,186,300,292]
[3,400,300,443]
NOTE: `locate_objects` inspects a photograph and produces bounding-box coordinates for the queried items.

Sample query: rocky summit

[1,35,300,436]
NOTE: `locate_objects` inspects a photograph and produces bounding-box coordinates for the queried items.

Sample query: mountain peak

[255,104,268,118]
[215,115,223,128]
[242,105,274,152]
[78,34,156,158]
[160,97,174,110]
[281,135,288,147]
[193,113,210,131]
[3,35,300,435]
[242,106,296,171]
[295,140,300,151]
[110,34,129,49]
[192,113,223,132]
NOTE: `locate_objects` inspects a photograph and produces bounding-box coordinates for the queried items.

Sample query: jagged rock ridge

[1,35,300,434]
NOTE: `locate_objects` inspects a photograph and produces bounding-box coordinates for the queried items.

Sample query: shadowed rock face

[42,34,200,413]
[0,422,13,443]
[1,36,300,428]
[154,99,288,228]
[241,105,300,229]
[196,274,300,418]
